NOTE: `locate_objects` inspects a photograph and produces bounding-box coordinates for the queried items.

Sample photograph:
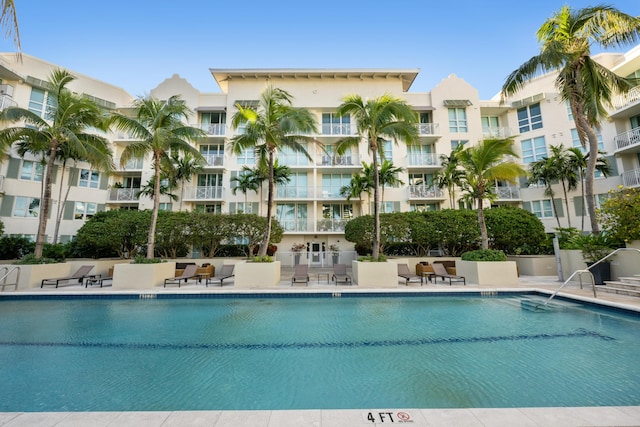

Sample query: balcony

[317,154,359,167]
[317,218,348,232]
[108,188,140,201]
[191,186,224,200]
[621,168,640,188]
[494,186,521,200]
[276,186,311,199]
[407,153,440,168]
[612,86,640,112]
[417,123,440,136]
[280,219,310,232]
[483,127,511,139]
[196,123,226,136]
[279,155,311,167]
[0,94,16,110]
[614,127,640,153]
[115,158,144,171]
[318,187,345,199]
[321,123,352,136]
[408,185,443,199]
[202,154,224,167]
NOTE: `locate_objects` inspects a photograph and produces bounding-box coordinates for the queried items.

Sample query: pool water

[0,294,639,412]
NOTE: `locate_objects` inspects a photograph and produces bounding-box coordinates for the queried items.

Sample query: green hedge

[461,249,507,261]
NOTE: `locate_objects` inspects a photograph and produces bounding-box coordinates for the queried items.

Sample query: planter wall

[9,263,70,290]
[352,260,399,287]
[234,261,280,288]
[456,260,519,286]
[507,255,557,276]
[559,250,586,278]
[112,262,176,289]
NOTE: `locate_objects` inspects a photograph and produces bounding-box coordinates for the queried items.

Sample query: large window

[410,203,437,212]
[375,140,393,161]
[322,113,350,135]
[276,203,307,232]
[194,203,222,214]
[277,173,308,198]
[200,144,224,166]
[13,196,40,217]
[521,136,547,164]
[28,87,56,119]
[78,169,99,188]
[237,148,256,165]
[530,200,553,218]
[407,144,435,165]
[517,103,543,133]
[20,160,43,181]
[321,174,351,198]
[570,128,604,152]
[448,108,467,132]
[450,140,468,150]
[74,202,97,220]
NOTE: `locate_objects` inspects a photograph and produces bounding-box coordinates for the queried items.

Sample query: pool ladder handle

[544,247,640,305]
[0,266,20,291]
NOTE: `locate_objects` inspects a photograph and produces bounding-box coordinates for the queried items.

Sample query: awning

[443,99,472,107]
[194,106,226,112]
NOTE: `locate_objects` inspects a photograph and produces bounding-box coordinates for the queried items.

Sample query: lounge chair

[205,265,235,287]
[432,262,466,286]
[41,265,94,288]
[397,263,423,286]
[164,264,199,287]
[291,264,309,286]
[332,264,352,285]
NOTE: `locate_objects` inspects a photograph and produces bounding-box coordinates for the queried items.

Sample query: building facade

[1,47,639,258]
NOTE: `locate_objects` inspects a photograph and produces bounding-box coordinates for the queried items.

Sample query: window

[194,203,222,213]
[450,140,468,150]
[20,160,43,181]
[159,203,172,211]
[74,202,97,220]
[237,148,256,165]
[280,144,309,166]
[322,113,350,135]
[517,103,543,133]
[570,128,604,152]
[322,174,351,198]
[530,200,553,218]
[375,140,393,161]
[566,101,573,121]
[521,136,547,164]
[481,116,499,131]
[276,203,307,232]
[13,196,40,217]
[322,203,353,219]
[197,174,223,187]
[410,203,437,212]
[78,169,99,188]
[407,144,434,165]
[201,112,226,125]
[380,201,399,213]
[448,108,467,132]
[232,202,258,214]
[28,87,56,119]
[408,173,434,186]
[200,144,224,166]
[277,173,308,198]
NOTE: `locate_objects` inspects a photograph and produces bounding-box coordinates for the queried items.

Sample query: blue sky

[4,1,640,99]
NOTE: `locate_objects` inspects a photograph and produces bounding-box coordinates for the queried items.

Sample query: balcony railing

[407,153,440,167]
[494,186,521,199]
[621,168,640,188]
[192,186,224,199]
[108,188,140,201]
[614,127,640,151]
[317,218,348,232]
[279,155,310,167]
[115,158,144,170]
[317,154,358,166]
[408,185,442,199]
[276,187,310,198]
[318,187,345,199]
[195,123,226,136]
[417,123,439,135]
[321,123,352,135]
[0,94,17,110]
[612,86,640,111]
[483,127,511,138]
[279,219,310,232]
[202,154,224,167]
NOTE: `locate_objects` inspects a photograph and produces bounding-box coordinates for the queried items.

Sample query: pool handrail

[544,247,640,305]
[0,266,20,291]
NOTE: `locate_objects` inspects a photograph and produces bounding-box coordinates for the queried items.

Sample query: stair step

[619,276,640,285]
[603,280,640,290]
[596,284,640,297]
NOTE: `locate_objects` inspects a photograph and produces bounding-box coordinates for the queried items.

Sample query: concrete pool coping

[3,275,640,426]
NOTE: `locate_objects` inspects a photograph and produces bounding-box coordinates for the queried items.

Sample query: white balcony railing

[482,127,511,139]
[621,168,640,188]
[108,188,140,201]
[417,123,440,135]
[408,185,442,199]
[321,123,352,135]
[494,186,521,199]
[195,123,226,136]
[614,127,640,151]
[202,154,224,167]
[0,94,17,110]
[317,154,358,166]
[612,86,640,111]
[407,153,440,167]
[193,186,224,199]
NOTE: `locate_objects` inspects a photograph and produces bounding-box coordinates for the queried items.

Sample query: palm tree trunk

[561,182,572,228]
[372,151,380,259]
[146,156,161,259]
[478,202,488,249]
[35,144,58,258]
[584,128,600,233]
[259,152,275,256]
[547,185,561,228]
[580,173,586,231]
[53,161,71,244]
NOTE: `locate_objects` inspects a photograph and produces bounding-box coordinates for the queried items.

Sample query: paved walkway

[4,269,640,426]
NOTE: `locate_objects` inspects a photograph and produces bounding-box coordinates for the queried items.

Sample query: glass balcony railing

[201,154,224,167]
[279,219,310,232]
[321,123,352,135]
[482,127,511,138]
[196,123,226,136]
[407,153,440,167]
[276,187,310,198]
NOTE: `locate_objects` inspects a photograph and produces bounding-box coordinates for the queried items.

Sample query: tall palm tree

[171,151,205,211]
[528,156,562,228]
[340,169,373,215]
[434,143,465,208]
[0,69,112,258]
[1,1,20,56]
[111,95,205,258]
[457,138,526,249]
[230,86,317,256]
[567,147,611,231]
[501,5,640,232]
[335,94,418,259]
[231,166,261,211]
[376,159,405,207]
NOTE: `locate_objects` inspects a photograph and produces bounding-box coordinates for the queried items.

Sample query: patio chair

[164,264,198,288]
[432,262,466,286]
[41,265,94,288]
[291,264,309,286]
[332,264,352,285]
[205,265,235,287]
[397,263,423,286]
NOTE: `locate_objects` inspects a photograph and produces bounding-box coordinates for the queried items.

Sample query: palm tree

[230,86,317,256]
[335,94,418,259]
[548,145,578,228]
[171,151,205,211]
[528,156,562,228]
[434,143,465,208]
[567,147,611,231]
[0,69,112,258]
[376,159,405,208]
[111,95,205,258]
[340,169,373,215]
[501,5,640,232]
[457,138,526,249]
[231,166,261,211]
[1,1,20,56]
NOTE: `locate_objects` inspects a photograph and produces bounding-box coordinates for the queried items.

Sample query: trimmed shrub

[461,249,507,262]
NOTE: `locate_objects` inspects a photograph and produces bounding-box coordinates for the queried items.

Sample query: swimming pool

[0,293,639,412]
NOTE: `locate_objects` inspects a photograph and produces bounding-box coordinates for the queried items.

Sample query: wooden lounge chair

[291,264,309,286]
[41,265,94,288]
[397,263,423,286]
[432,262,466,286]
[332,264,352,285]
[205,265,235,287]
[164,264,198,287]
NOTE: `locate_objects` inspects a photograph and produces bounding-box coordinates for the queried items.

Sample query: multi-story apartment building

[1,46,640,260]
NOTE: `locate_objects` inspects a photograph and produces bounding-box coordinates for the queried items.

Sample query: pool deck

[3,269,640,427]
